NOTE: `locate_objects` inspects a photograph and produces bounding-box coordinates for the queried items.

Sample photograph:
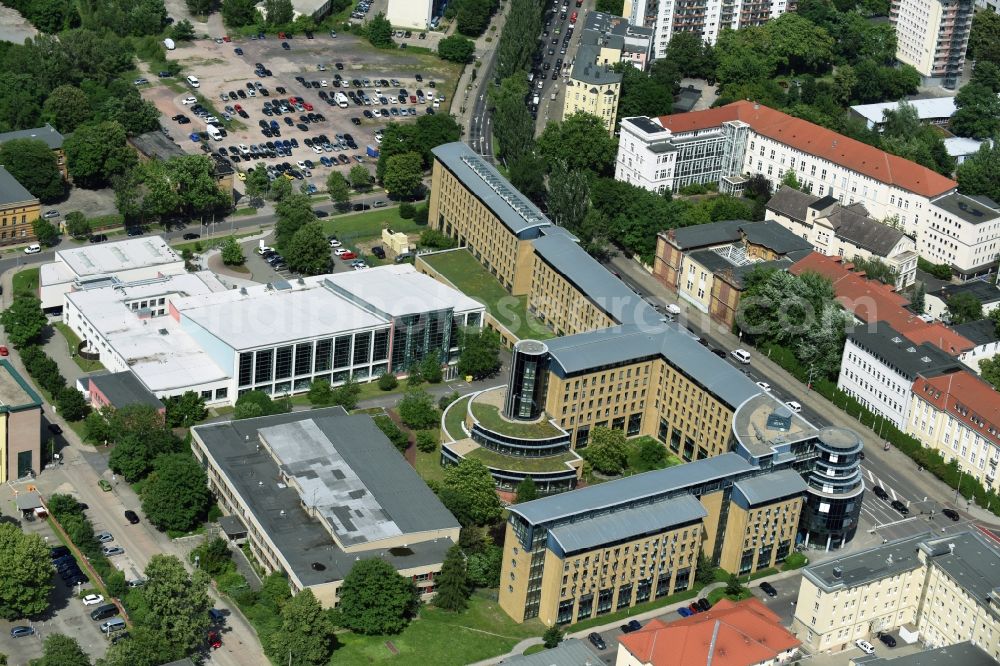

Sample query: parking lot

[146,32,462,197]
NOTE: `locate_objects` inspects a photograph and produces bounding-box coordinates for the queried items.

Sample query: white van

[731,349,751,364]
[206,125,222,141]
[24,243,41,254]
[186,75,200,88]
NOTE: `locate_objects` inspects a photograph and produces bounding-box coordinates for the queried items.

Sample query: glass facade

[390,309,454,372]
[503,340,550,421]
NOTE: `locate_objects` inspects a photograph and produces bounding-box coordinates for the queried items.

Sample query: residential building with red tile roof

[616,103,967,272]
[909,370,1000,491]
[616,598,800,666]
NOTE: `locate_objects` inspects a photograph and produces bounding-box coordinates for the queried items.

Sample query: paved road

[466,38,498,159]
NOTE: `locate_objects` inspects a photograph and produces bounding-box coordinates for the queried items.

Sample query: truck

[334,92,349,108]
[366,145,379,158]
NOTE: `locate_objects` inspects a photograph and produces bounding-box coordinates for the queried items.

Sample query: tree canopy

[141,453,212,533]
[285,223,330,275]
[0,138,63,202]
[135,554,212,655]
[584,426,629,475]
[397,388,440,430]
[263,589,337,665]
[1,296,47,348]
[536,112,618,176]
[337,559,418,635]
[234,390,291,420]
[433,544,470,611]
[439,458,503,526]
[0,523,53,620]
[456,328,501,379]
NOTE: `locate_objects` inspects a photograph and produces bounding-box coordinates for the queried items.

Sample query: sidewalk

[451,5,509,129]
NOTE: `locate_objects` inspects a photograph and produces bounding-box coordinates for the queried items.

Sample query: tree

[382,151,424,199]
[912,282,926,315]
[537,112,618,176]
[221,0,258,26]
[64,211,91,239]
[397,388,439,429]
[141,454,211,533]
[189,537,232,577]
[31,634,91,666]
[633,438,668,471]
[264,589,336,665]
[285,223,330,275]
[466,544,502,587]
[349,164,372,191]
[163,391,207,427]
[56,387,89,421]
[946,292,983,325]
[440,458,503,526]
[106,570,127,599]
[63,121,135,188]
[509,154,547,207]
[171,18,196,40]
[491,77,535,164]
[136,555,212,655]
[365,12,394,49]
[234,390,290,420]
[546,160,589,233]
[245,167,270,199]
[515,477,537,503]
[421,354,443,384]
[725,572,747,597]
[980,356,1000,391]
[695,553,717,585]
[337,559,418,635]
[32,218,59,246]
[434,544,470,611]
[185,0,212,15]
[413,430,436,453]
[662,32,715,79]
[326,171,350,210]
[951,82,1000,139]
[1,138,64,203]
[968,10,1000,65]
[108,431,181,482]
[373,414,409,452]
[584,426,628,475]
[438,35,476,63]
[971,61,1000,93]
[99,626,177,666]
[957,141,1000,204]
[378,373,399,391]
[274,192,317,247]
[221,237,245,266]
[1,296,47,348]
[616,62,676,122]
[543,626,563,649]
[263,0,293,25]
[780,170,803,191]
[307,379,333,406]
[0,524,52,620]
[456,328,501,379]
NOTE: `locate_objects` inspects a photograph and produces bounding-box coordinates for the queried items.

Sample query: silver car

[95,531,114,543]
[102,545,125,557]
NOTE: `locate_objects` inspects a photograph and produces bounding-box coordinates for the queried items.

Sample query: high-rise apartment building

[890,0,974,88]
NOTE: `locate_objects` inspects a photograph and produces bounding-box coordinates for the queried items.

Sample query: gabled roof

[766,186,820,223]
[825,208,908,257]
[951,319,1000,346]
[0,123,64,149]
[619,598,800,666]
[657,102,957,198]
[0,166,36,206]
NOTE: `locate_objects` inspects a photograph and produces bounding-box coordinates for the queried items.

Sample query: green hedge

[760,341,1000,516]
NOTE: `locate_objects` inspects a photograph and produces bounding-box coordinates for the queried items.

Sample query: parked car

[82,594,104,606]
[102,546,125,556]
[182,233,201,240]
[24,243,41,254]
[124,510,140,524]
[942,508,960,521]
[855,639,876,655]
[98,479,112,492]
[677,607,692,617]
[877,632,897,648]
[759,582,778,597]
[697,598,711,611]
[587,632,607,650]
[10,626,34,638]
[620,619,642,633]
[95,531,114,543]
[756,381,771,392]
[784,401,802,414]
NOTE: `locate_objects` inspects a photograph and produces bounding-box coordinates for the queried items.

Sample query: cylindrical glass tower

[504,340,550,421]
[801,427,865,550]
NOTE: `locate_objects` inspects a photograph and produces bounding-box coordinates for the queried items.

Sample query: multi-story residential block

[793,531,1000,660]
[584,11,655,71]
[616,598,800,666]
[62,265,484,406]
[0,360,41,483]
[766,186,918,289]
[890,0,974,89]
[616,103,958,242]
[925,280,1000,322]
[921,193,1000,280]
[653,218,812,327]
[0,124,66,179]
[0,166,40,247]
[563,40,622,135]
[623,0,792,53]
[909,370,1000,491]
[951,319,1000,374]
[191,407,460,608]
[837,321,961,429]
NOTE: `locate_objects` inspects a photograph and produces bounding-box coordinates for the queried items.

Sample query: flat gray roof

[734,469,808,506]
[933,279,1000,305]
[932,192,1000,225]
[549,494,706,555]
[952,319,1000,346]
[89,371,165,410]
[862,641,993,666]
[847,321,961,379]
[194,408,458,586]
[923,530,1000,610]
[510,453,754,526]
[0,123,64,149]
[802,533,928,592]
[0,166,35,206]
[502,639,599,665]
[545,324,761,409]
[571,43,623,85]
[432,143,552,238]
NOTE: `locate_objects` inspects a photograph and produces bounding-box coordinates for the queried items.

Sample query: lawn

[420,250,553,340]
[333,590,544,665]
[12,266,39,297]
[322,207,423,245]
[465,446,579,473]
[414,436,447,484]
[443,395,471,441]
[471,401,563,439]
[170,231,257,254]
[52,322,104,372]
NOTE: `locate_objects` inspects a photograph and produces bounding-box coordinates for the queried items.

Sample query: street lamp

[955,467,966,502]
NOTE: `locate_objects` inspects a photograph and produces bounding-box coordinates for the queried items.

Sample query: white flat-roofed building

[850,97,958,131]
[40,236,185,310]
[386,0,434,29]
[64,265,485,405]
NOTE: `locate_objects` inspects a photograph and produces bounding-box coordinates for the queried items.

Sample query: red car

[303,102,313,111]
[222,35,231,42]
[208,630,222,649]
[278,31,287,39]
[234,104,243,112]
[0,346,8,357]
[340,251,357,260]
[409,95,417,104]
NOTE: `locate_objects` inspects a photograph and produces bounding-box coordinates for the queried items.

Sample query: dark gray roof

[0,166,36,206]
[766,186,820,223]
[217,514,246,537]
[510,453,755,526]
[725,258,795,289]
[550,494,706,555]
[863,642,993,666]
[951,319,1000,346]
[741,220,813,255]
[828,209,907,257]
[432,143,552,238]
[193,407,458,586]
[532,228,660,327]
[733,469,808,506]
[666,219,745,249]
[89,371,165,410]
[0,123,64,149]
[502,639,599,665]
[673,87,701,113]
[922,530,1000,610]
[624,115,667,135]
[846,321,961,379]
[129,131,187,161]
[933,280,1000,305]
[545,324,761,408]
[802,533,929,592]
[932,192,1000,225]
[687,248,740,275]
[570,43,622,85]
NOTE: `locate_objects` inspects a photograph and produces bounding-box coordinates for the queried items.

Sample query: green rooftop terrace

[464,445,580,473]
[470,399,564,440]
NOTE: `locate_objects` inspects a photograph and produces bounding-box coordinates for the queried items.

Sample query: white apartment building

[623,0,791,54]
[921,193,1000,281]
[793,531,1000,659]
[891,0,974,89]
[837,321,960,429]
[386,0,435,29]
